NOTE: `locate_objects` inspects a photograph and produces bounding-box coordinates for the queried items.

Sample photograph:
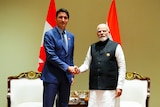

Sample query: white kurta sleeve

[115,44,126,89]
[79,46,92,73]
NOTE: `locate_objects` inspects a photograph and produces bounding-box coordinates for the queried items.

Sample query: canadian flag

[107,0,122,45]
[37,0,56,72]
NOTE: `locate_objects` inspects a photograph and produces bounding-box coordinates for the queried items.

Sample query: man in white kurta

[79,23,126,107]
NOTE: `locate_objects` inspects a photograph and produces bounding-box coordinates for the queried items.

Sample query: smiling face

[56,12,69,30]
[97,24,110,42]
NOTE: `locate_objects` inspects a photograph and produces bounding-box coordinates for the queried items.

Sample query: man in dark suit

[41,8,78,107]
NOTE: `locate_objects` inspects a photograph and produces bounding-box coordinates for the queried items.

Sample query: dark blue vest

[89,39,118,90]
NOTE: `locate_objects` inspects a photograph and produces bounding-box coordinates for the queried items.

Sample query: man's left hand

[115,88,122,97]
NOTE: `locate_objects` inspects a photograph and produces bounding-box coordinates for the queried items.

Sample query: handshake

[68,66,80,75]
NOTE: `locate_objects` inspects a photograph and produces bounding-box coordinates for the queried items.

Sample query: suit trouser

[43,78,71,107]
[88,90,120,107]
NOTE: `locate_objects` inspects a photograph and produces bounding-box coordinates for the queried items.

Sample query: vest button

[98,62,101,64]
[97,69,100,71]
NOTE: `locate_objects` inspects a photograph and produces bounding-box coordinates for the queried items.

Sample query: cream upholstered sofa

[7,71,43,107]
[120,72,150,107]
[7,71,150,107]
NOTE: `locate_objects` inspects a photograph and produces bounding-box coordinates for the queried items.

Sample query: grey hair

[96,23,110,32]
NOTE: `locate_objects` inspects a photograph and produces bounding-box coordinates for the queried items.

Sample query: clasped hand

[68,66,80,75]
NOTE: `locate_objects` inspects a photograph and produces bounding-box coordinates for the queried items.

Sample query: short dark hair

[56,8,70,19]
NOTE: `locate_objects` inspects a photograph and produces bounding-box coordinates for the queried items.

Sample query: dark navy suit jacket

[41,26,74,84]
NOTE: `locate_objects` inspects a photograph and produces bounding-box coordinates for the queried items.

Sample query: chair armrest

[7,93,11,107]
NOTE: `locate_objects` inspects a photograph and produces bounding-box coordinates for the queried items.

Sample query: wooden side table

[69,105,87,107]
[69,90,89,107]
[68,102,87,107]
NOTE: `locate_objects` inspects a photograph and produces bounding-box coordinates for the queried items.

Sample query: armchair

[120,72,150,107]
[7,71,43,107]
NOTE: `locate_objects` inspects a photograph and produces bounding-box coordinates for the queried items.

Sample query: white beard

[99,36,108,42]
